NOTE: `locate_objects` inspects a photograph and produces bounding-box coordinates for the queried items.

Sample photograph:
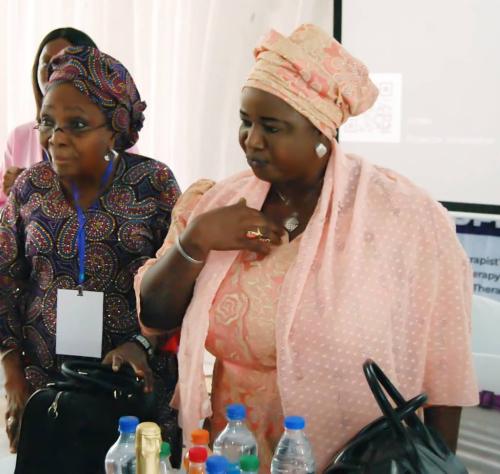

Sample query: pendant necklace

[275,189,300,233]
[274,179,324,234]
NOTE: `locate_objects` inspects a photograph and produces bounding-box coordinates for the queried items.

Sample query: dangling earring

[104,149,119,162]
[315,142,328,159]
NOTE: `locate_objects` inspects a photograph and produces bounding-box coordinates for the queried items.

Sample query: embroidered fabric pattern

[0,153,181,439]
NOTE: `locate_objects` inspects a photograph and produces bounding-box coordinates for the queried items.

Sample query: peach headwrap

[245,24,379,139]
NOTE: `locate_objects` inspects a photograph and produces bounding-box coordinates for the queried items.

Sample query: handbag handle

[363,360,427,427]
[61,360,143,395]
[363,359,426,470]
[333,391,427,462]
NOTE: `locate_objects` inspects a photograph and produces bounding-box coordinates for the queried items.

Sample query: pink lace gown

[135,164,479,471]
[206,236,301,472]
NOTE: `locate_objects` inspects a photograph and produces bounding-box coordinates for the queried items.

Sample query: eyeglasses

[34,120,108,138]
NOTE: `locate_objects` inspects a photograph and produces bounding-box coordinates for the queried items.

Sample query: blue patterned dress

[0,152,181,456]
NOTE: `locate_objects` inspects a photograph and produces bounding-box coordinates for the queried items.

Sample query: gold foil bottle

[136,422,161,474]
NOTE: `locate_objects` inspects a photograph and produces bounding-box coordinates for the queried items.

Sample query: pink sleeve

[126,143,140,154]
[0,129,17,207]
[1,123,42,208]
[134,179,215,336]
[422,205,479,407]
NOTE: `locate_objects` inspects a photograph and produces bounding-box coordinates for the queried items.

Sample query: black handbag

[325,360,468,473]
[15,360,157,474]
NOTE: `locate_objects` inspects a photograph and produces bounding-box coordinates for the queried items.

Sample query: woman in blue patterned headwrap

[0,46,182,465]
[47,45,146,152]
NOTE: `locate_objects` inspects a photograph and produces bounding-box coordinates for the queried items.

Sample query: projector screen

[338,0,500,207]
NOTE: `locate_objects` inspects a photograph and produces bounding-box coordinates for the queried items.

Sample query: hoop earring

[315,142,328,159]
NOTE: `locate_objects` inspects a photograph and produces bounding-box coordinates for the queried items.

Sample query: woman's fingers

[101,351,113,366]
[245,214,285,239]
[6,409,21,453]
[243,218,284,246]
[200,199,286,253]
[130,360,154,393]
[102,345,154,393]
[102,351,125,371]
[243,239,273,255]
[11,420,21,453]
[112,354,124,372]
[2,167,24,194]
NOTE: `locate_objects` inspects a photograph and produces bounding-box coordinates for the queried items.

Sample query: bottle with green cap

[240,454,259,474]
[159,441,172,473]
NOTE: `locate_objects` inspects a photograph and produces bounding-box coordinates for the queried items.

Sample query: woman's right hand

[183,198,284,260]
[2,351,30,453]
[2,166,25,195]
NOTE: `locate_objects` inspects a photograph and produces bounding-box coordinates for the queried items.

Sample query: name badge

[56,289,104,358]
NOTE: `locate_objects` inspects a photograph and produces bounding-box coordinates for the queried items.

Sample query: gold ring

[246,228,264,240]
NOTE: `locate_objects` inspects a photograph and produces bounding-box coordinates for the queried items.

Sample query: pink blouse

[1,121,43,206]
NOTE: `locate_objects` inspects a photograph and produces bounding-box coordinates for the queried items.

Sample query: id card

[56,289,104,358]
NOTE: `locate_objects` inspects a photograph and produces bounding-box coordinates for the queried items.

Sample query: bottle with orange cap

[188,447,208,473]
[183,429,211,470]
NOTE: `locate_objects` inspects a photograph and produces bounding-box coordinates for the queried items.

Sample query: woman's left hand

[102,342,154,393]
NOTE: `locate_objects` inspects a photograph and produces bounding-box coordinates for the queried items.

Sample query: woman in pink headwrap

[135,24,478,471]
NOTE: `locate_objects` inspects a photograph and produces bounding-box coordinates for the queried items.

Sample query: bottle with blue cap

[206,455,229,474]
[271,416,315,473]
[213,404,258,470]
[226,465,240,474]
[105,415,140,474]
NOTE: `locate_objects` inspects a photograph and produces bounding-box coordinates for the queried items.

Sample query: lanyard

[71,161,114,288]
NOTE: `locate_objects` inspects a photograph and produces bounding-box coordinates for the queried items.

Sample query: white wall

[339,0,500,206]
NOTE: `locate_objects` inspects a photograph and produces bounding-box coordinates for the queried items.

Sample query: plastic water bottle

[206,455,229,474]
[183,429,211,470]
[105,416,140,474]
[159,441,173,473]
[240,454,259,473]
[213,404,258,470]
[271,416,315,474]
[188,447,208,473]
[226,465,240,474]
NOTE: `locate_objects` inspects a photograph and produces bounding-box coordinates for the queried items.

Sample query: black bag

[325,360,468,473]
[15,360,157,474]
